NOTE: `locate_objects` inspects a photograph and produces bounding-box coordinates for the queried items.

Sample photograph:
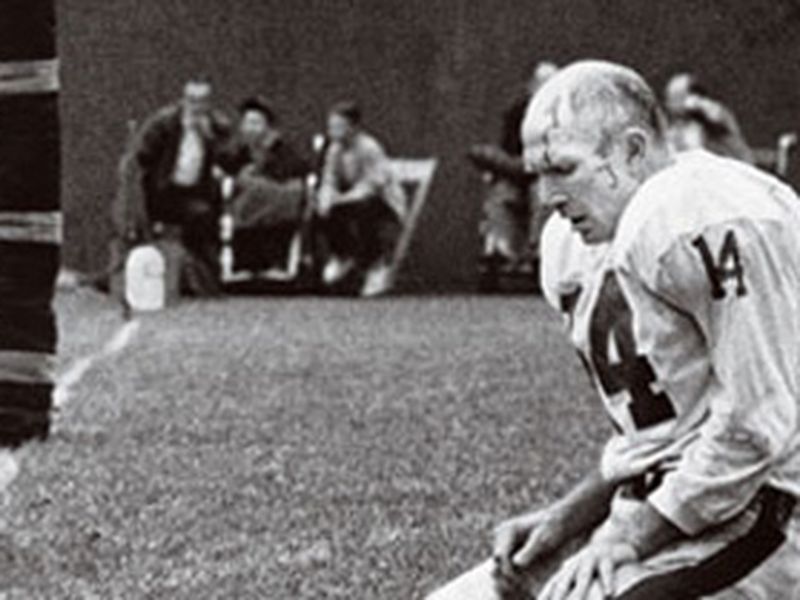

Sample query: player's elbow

[708,404,791,472]
[767,396,799,458]
[734,399,797,464]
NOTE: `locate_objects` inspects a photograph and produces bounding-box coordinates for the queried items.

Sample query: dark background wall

[58,0,800,290]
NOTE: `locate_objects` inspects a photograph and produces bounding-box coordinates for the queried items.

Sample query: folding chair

[219,174,312,289]
[386,158,438,287]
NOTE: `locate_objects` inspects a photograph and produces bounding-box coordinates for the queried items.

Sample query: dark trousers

[151,185,220,295]
[320,198,400,269]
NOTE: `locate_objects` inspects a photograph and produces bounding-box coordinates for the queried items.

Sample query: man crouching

[431,59,800,600]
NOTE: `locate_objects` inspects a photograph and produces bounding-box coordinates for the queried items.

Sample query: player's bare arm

[539,200,800,600]
[537,500,684,600]
[492,467,615,586]
[599,498,683,558]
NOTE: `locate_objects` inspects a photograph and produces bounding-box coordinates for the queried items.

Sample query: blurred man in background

[219,97,310,275]
[663,72,753,163]
[133,77,231,294]
[469,61,558,292]
[221,96,308,181]
[316,101,405,297]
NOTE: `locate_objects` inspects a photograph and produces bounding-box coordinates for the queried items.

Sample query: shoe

[322,257,355,285]
[361,264,393,297]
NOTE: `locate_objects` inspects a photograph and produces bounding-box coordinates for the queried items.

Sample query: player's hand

[538,540,637,600]
[492,509,567,586]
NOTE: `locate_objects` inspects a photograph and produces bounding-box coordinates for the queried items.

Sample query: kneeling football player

[435,60,800,600]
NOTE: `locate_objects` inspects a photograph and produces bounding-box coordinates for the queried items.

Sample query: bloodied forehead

[521,93,603,171]
[520,60,664,170]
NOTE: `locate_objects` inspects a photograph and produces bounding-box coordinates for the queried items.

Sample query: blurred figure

[133,77,231,294]
[221,96,308,181]
[219,97,310,275]
[502,61,559,159]
[664,72,753,163]
[317,101,405,296]
[469,61,558,292]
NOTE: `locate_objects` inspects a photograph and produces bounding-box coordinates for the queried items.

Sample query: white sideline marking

[54,319,141,408]
[426,560,501,600]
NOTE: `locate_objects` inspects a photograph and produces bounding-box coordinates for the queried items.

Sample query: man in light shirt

[316,101,406,297]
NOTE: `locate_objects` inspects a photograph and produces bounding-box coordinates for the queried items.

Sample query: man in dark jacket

[470,62,557,291]
[219,97,310,274]
[133,77,231,293]
[221,96,308,182]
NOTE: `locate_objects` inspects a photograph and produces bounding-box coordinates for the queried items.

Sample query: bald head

[522,60,667,160]
[520,61,673,245]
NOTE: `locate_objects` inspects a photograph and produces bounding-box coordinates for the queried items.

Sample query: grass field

[1,291,609,599]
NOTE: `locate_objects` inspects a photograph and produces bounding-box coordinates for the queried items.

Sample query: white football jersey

[541,150,800,535]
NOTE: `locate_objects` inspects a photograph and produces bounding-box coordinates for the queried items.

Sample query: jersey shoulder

[613,150,800,276]
[540,213,608,314]
[354,132,388,159]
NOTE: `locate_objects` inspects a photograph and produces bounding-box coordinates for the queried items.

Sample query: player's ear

[623,127,648,168]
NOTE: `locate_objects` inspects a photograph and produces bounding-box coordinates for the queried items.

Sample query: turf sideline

[53,319,141,408]
[426,560,501,600]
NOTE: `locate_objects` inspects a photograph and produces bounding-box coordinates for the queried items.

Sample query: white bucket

[124,244,167,311]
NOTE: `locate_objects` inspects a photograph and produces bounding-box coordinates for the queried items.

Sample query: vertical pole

[0,0,60,449]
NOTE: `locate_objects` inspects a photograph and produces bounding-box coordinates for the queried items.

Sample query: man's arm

[594,495,683,559]
[540,467,617,542]
[493,467,616,578]
[315,142,341,216]
[133,107,172,170]
[631,219,799,539]
[273,139,311,180]
[336,142,388,204]
[533,479,680,600]
[684,95,753,163]
[215,138,246,177]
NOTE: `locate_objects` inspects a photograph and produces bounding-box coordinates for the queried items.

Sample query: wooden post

[0,0,60,447]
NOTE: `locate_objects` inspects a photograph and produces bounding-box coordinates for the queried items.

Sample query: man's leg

[457,488,798,600]
[722,511,800,599]
[353,199,399,266]
[426,536,587,600]
[357,199,401,296]
[180,196,221,295]
[566,487,798,600]
[322,204,360,258]
[320,204,360,286]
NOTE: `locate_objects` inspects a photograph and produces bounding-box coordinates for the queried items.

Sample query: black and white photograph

[0,1,799,597]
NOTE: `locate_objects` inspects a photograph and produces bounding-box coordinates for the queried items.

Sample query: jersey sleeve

[631,218,800,534]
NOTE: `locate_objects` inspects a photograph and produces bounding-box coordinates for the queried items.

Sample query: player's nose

[538,179,569,210]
